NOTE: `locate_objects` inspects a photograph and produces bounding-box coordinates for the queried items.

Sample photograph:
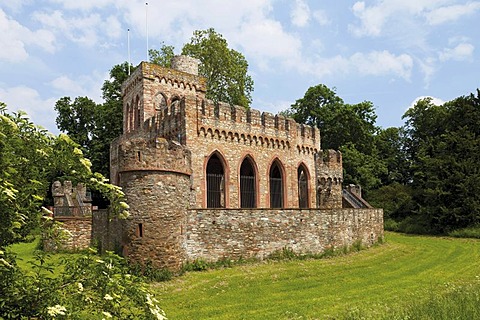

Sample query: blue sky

[1,0,479,134]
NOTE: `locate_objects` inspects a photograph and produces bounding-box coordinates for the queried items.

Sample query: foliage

[182,28,254,108]
[288,84,378,153]
[0,104,128,247]
[287,84,383,195]
[149,43,175,68]
[448,225,480,239]
[155,232,480,319]
[55,63,133,177]
[368,182,414,221]
[0,249,166,319]
[403,91,480,233]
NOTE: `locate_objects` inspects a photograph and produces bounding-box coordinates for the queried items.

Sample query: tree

[0,103,128,247]
[55,62,133,177]
[54,96,96,152]
[149,43,175,68]
[287,84,381,195]
[182,28,254,107]
[402,91,480,233]
[289,84,378,153]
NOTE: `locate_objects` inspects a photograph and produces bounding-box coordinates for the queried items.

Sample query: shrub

[448,225,480,239]
[0,248,167,319]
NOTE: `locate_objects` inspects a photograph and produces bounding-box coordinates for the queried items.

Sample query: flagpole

[146,2,149,61]
[127,28,131,75]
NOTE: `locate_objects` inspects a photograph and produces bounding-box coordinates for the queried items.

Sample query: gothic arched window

[298,165,309,208]
[269,160,284,208]
[154,93,168,117]
[206,153,226,208]
[240,157,256,208]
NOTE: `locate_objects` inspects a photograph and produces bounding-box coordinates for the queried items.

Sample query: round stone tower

[111,134,192,271]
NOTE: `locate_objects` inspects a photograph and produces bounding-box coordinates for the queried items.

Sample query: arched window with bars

[240,157,257,208]
[269,160,284,208]
[206,153,226,208]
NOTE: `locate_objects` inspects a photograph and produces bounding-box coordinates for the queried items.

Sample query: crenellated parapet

[196,99,320,152]
[110,131,192,186]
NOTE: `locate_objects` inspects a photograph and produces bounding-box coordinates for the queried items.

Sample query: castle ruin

[104,56,383,271]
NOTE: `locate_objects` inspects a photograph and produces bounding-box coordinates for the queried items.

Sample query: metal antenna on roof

[127,28,131,75]
[146,2,149,62]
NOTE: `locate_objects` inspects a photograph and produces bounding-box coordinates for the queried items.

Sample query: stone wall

[47,217,92,251]
[185,208,383,262]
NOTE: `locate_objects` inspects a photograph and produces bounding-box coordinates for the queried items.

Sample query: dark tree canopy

[402,91,480,233]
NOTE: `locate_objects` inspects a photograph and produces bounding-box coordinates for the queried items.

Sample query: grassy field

[153,232,480,319]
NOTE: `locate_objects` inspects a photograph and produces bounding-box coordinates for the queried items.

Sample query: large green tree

[402,91,480,233]
[182,28,254,107]
[287,84,383,194]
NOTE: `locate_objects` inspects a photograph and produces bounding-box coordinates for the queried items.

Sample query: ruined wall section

[186,99,320,208]
[186,208,384,262]
[110,133,192,270]
[316,150,343,209]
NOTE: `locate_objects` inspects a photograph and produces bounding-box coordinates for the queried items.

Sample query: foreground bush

[0,249,166,319]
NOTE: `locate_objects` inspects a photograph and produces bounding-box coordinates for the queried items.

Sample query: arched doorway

[240,157,256,208]
[206,153,225,208]
[269,160,284,208]
[298,165,309,208]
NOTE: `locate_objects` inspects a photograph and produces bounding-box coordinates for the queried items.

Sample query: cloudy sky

[1,1,479,133]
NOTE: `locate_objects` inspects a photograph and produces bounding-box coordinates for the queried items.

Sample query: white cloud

[50,72,106,103]
[312,10,330,26]
[350,50,413,80]
[291,0,310,27]
[0,9,56,62]
[439,43,474,62]
[237,19,302,69]
[349,0,452,37]
[426,2,480,25]
[0,86,58,133]
[408,96,445,111]
[49,0,115,11]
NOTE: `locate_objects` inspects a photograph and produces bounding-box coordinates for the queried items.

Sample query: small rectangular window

[137,223,143,237]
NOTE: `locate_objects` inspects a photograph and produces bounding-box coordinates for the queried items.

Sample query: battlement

[197,99,320,150]
[110,132,192,184]
[122,61,207,97]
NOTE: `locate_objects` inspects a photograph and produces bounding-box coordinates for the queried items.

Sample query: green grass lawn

[9,238,82,275]
[153,232,480,319]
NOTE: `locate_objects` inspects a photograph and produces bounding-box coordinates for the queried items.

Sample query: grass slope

[154,232,480,319]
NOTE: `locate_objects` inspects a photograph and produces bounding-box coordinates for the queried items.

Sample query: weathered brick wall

[47,217,92,251]
[185,208,383,262]
[119,170,190,270]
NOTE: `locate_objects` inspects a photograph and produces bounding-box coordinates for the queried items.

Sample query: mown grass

[153,232,480,319]
[9,238,83,275]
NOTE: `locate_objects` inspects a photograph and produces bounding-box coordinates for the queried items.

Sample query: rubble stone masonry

[105,56,384,271]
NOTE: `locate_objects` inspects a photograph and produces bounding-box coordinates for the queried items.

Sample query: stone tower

[110,135,192,270]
